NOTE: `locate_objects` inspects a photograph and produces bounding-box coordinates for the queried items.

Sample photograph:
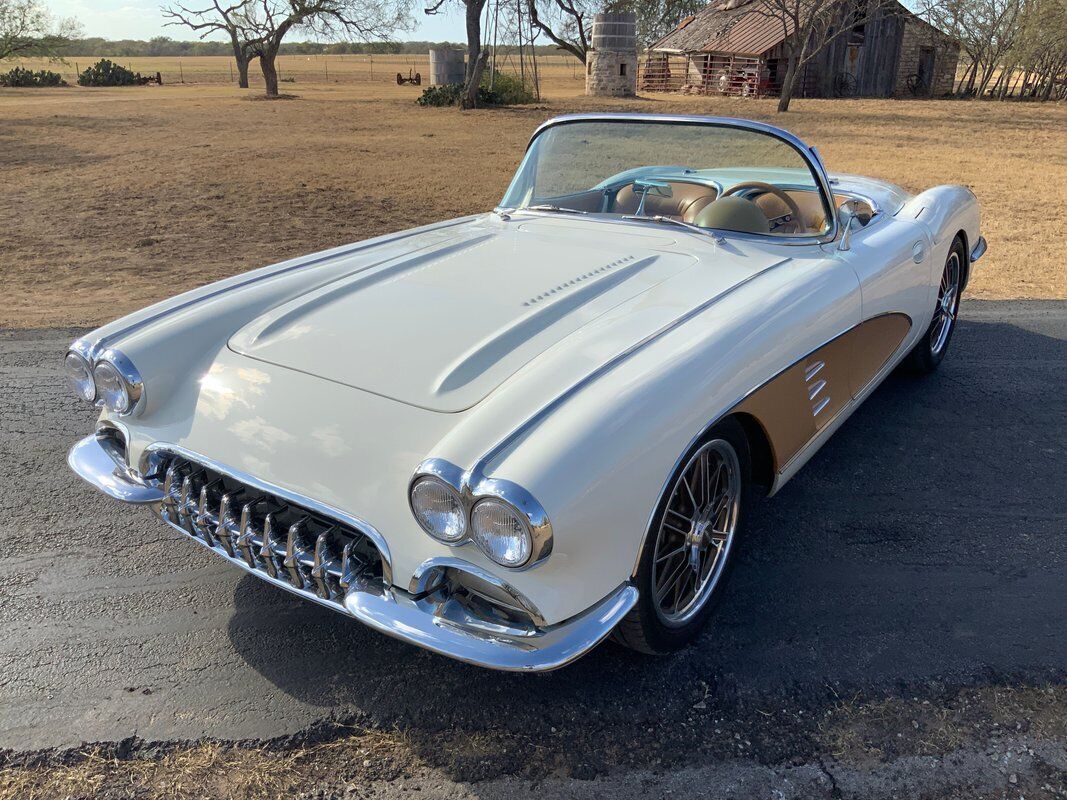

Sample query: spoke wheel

[930,251,961,355]
[651,439,741,628]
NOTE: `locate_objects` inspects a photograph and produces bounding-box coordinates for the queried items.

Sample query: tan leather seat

[614,182,719,223]
[753,191,874,234]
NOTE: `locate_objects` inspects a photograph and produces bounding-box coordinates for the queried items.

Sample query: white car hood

[228,217,778,412]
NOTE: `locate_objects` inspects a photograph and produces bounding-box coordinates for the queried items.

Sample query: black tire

[905,236,966,374]
[613,417,753,655]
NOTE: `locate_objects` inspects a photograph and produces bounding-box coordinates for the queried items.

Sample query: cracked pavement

[0,300,1064,796]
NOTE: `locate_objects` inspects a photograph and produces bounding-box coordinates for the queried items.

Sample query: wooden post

[325,57,328,82]
[230,61,234,82]
[179,58,184,83]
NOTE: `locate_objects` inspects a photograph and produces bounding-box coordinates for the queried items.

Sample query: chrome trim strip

[139,442,393,588]
[68,432,164,504]
[508,114,839,247]
[467,256,794,484]
[970,236,987,264]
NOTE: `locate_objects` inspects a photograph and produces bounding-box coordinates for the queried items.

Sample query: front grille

[147,452,385,605]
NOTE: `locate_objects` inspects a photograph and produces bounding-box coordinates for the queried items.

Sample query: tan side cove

[735,313,912,472]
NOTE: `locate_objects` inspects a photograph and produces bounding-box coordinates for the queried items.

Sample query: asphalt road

[1,302,1064,780]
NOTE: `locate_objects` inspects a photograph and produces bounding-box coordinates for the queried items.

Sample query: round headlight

[471,498,532,568]
[410,477,467,542]
[93,360,131,414]
[64,352,95,402]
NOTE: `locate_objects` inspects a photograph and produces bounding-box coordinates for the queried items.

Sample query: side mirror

[837,204,857,252]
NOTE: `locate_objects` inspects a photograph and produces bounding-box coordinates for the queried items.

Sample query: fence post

[230,61,233,82]
[179,58,184,83]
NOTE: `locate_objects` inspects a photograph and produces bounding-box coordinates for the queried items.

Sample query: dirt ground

[1,65,1065,327]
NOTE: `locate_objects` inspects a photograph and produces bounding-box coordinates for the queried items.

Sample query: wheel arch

[954,228,971,291]
[731,411,775,490]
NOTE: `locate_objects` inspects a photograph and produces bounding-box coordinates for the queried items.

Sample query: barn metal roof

[650,0,794,56]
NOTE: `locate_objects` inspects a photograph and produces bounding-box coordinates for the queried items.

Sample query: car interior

[539,178,876,237]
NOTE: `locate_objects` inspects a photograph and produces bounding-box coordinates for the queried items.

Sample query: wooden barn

[640,0,959,98]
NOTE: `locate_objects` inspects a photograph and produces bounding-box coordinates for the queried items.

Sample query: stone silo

[585,12,638,97]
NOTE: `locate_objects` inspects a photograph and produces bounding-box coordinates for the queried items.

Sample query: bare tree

[526,0,591,63]
[425,0,487,82]
[242,0,411,96]
[616,0,704,46]
[0,0,81,61]
[751,0,896,111]
[162,1,259,87]
[916,0,1023,96]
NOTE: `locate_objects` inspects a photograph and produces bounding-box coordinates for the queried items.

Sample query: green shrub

[484,70,536,105]
[77,59,137,87]
[0,67,66,87]
[416,69,536,107]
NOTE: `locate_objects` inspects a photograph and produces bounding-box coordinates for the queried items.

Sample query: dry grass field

[1,58,1065,328]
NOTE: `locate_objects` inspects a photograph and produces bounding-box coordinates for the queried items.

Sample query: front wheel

[613,418,752,655]
[906,236,965,373]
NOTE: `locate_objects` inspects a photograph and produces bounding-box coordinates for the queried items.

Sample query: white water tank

[429,48,465,86]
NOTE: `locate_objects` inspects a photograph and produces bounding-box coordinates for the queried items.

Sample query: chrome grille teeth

[150,453,384,608]
[340,541,370,593]
[311,528,343,600]
[178,475,196,534]
[284,517,313,589]
[259,513,285,579]
[215,493,238,558]
[236,502,259,568]
[196,482,221,547]
[162,463,180,516]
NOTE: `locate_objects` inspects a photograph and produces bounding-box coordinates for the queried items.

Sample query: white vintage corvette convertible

[67,114,985,671]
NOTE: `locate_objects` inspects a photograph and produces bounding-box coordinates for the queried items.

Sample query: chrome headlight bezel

[410,475,468,543]
[65,340,145,417]
[63,351,96,402]
[94,349,144,415]
[408,459,553,570]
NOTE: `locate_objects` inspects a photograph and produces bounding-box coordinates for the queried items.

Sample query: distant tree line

[51,35,571,59]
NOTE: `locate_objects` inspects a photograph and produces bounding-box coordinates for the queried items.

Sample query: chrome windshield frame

[497,113,839,247]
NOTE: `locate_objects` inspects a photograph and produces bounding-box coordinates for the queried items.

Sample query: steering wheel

[722,181,803,231]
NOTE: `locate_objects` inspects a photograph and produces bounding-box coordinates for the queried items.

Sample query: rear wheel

[614,418,752,655]
[906,237,965,373]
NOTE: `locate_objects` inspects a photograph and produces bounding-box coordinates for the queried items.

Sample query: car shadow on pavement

[225,312,1066,778]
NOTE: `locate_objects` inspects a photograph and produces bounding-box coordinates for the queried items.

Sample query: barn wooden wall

[804,5,906,97]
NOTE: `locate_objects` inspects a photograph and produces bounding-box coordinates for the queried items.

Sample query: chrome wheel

[651,439,741,627]
[930,251,961,355]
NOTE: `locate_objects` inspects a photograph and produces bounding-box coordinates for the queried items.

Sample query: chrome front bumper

[68,432,637,671]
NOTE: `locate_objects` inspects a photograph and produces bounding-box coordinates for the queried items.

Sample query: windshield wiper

[622,214,724,242]
[523,204,589,215]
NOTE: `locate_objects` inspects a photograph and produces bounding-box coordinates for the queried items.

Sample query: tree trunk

[465,0,486,82]
[260,49,280,97]
[462,49,489,109]
[236,53,250,89]
[777,56,798,112]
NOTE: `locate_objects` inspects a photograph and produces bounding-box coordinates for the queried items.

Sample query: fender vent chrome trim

[150,453,386,604]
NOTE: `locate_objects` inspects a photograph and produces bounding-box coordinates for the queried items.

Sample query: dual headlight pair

[409,470,552,569]
[63,347,144,415]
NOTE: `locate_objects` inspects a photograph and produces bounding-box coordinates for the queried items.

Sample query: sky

[48,0,470,42]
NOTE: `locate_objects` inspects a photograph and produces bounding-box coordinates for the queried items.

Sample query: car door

[836,213,936,392]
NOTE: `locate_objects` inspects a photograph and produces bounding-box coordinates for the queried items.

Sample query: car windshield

[500,118,834,239]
